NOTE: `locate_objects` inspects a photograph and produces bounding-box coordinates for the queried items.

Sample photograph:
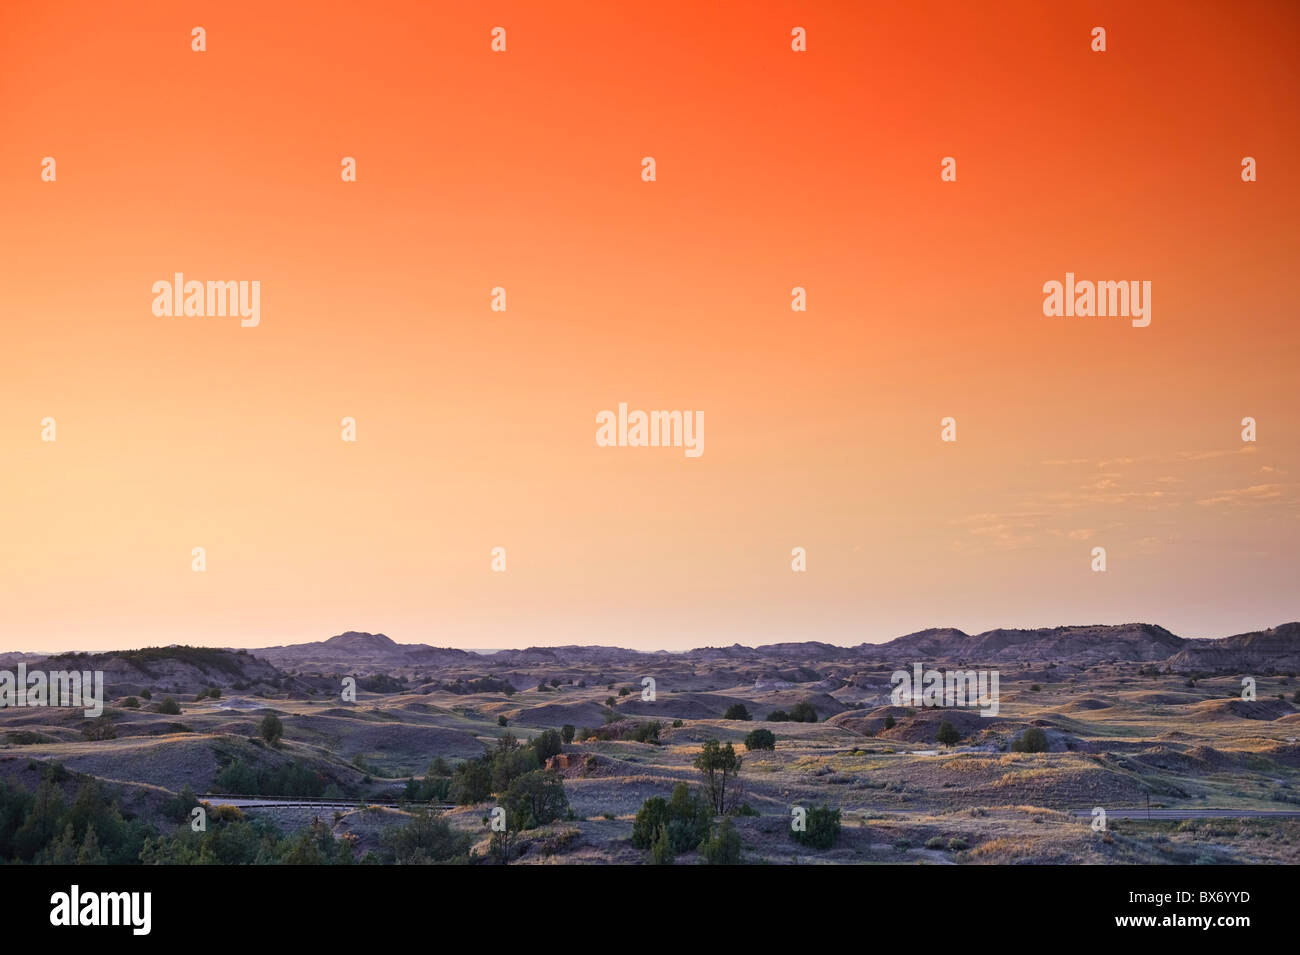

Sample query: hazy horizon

[5,616,1297,657]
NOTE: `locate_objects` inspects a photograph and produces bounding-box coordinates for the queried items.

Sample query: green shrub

[531,728,564,762]
[633,784,711,853]
[403,773,451,804]
[631,797,669,849]
[723,703,751,721]
[700,817,742,865]
[259,714,284,745]
[667,784,712,851]
[789,701,818,723]
[501,770,568,830]
[5,731,51,745]
[630,721,661,744]
[156,697,180,715]
[649,824,674,865]
[161,786,201,823]
[792,805,841,850]
[380,811,471,864]
[489,736,540,792]
[357,674,406,694]
[448,759,492,804]
[81,716,117,741]
[213,758,326,797]
[744,728,776,751]
[1012,727,1048,753]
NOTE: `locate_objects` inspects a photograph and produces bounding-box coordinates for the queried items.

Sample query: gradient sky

[1,1,1297,652]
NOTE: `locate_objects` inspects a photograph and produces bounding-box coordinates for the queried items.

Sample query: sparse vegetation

[9,626,1300,867]
[81,716,117,742]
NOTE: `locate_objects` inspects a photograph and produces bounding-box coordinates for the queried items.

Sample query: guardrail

[198,793,457,810]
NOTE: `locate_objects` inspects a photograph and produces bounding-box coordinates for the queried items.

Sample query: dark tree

[502,770,568,829]
[694,740,743,814]
[1011,727,1048,753]
[259,714,283,745]
[789,701,818,723]
[531,728,564,762]
[449,759,492,804]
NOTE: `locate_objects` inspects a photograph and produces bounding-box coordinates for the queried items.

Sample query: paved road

[198,795,1300,821]
[1067,808,1300,820]
[199,794,455,811]
[873,807,1300,820]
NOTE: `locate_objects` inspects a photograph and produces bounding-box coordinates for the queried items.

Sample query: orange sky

[1,1,1297,652]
